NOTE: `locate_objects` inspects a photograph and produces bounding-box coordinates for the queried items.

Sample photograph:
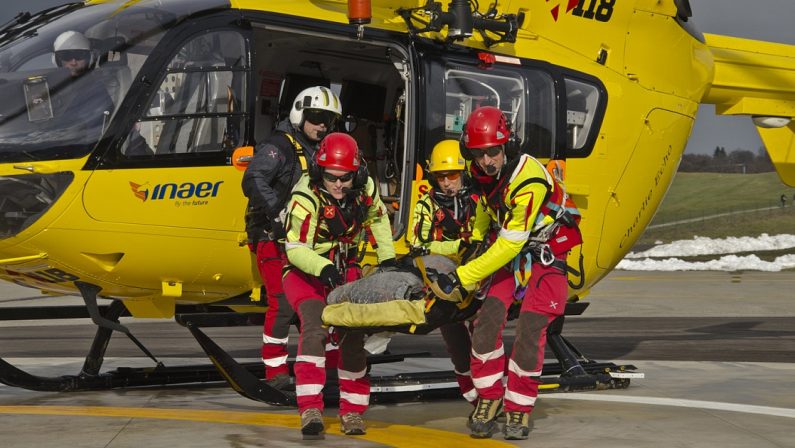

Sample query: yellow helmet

[428,140,466,173]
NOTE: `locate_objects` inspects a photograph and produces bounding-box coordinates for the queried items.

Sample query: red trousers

[250,240,293,380]
[283,267,367,416]
[469,262,566,413]
[440,321,476,404]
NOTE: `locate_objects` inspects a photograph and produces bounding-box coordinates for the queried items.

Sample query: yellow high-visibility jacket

[284,174,395,276]
[457,154,553,286]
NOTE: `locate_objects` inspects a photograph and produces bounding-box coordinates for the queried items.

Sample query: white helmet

[288,86,342,129]
[52,30,93,67]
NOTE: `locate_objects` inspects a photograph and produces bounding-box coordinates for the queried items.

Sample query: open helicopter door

[407,41,634,391]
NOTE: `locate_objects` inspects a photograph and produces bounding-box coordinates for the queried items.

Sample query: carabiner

[539,244,555,266]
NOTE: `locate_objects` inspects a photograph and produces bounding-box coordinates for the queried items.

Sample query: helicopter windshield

[0,0,222,163]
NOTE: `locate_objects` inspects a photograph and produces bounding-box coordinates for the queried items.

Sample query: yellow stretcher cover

[322,299,427,327]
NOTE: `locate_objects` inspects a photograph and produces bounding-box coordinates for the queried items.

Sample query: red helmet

[316,132,360,171]
[463,106,510,149]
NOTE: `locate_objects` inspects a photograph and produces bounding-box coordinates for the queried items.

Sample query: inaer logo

[129,181,224,202]
[129,182,149,201]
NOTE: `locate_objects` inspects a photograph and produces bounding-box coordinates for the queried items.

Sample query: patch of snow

[618,234,795,271]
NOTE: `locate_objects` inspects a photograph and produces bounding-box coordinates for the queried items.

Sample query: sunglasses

[433,171,462,181]
[56,50,89,62]
[322,171,355,183]
[304,109,338,127]
[472,146,504,158]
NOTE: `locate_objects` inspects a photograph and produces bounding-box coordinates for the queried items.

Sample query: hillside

[635,172,795,247]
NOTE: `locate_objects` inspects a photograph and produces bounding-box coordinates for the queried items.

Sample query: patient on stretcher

[322,254,479,334]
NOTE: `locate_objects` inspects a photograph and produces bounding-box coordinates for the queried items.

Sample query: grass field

[635,172,795,247]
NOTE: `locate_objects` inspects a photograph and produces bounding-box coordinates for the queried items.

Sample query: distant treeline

[679,146,774,173]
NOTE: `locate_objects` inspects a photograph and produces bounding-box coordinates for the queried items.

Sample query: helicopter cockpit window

[564,78,600,152]
[121,30,247,157]
[0,1,178,163]
[442,67,556,159]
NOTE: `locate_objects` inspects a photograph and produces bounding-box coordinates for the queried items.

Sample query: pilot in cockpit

[52,30,114,132]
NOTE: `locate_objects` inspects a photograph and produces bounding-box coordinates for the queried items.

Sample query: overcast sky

[687,0,795,154]
[4,0,795,155]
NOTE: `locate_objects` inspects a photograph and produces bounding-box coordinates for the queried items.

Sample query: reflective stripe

[325,343,338,352]
[473,371,504,389]
[505,390,537,407]
[462,388,479,402]
[472,344,505,362]
[320,86,330,106]
[499,228,531,242]
[285,242,309,250]
[508,359,541,378]
[296,355,325,368]
[263,334,288,345]
[296,383,324,397]
[508,155,527,183]
[338,368,367,380]
[340,391,370,406]
[262,354,288,368]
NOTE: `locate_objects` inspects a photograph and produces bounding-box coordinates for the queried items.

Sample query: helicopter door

[83,28,250,231]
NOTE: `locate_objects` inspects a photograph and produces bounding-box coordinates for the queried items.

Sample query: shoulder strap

[283,133,308,172]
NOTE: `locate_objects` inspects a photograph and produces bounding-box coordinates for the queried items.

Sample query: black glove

[378,258,399,272]
[429,271,468,302]
[268,217,286,241]
[319,264,343,288]
[457,240,470,258]
[458,240,480,264]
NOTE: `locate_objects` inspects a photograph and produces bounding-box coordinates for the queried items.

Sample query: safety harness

[283,132,308,172]
[475,155,583,295]
[291,184,378,278]
[415,190,476,244]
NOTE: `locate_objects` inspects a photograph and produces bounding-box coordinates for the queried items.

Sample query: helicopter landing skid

[0,302,450,404]
[178,307,642,406]
[0,301,641,401]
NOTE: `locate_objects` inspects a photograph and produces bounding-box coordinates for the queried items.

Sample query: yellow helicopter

[1,0,794,401]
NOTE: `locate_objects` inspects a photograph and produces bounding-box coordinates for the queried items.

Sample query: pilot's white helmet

[288,86,342,130]
[53,30,93,66]
[54,30,90,52]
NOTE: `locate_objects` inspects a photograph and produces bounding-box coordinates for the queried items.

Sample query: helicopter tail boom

[702,33,795,186]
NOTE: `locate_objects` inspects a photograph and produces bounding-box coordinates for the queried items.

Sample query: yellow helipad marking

[0,406,513,447]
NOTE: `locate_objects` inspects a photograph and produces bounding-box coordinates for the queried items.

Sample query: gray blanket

[326,255,457,305]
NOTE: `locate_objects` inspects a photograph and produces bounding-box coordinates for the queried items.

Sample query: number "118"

[572,0,616,22]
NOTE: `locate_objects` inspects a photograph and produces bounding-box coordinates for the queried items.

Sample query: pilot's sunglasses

[473,145,504,158]
[56,50,90,62]
[322,171,355,183]
[304,109,338,127]
[433,171,462,181]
